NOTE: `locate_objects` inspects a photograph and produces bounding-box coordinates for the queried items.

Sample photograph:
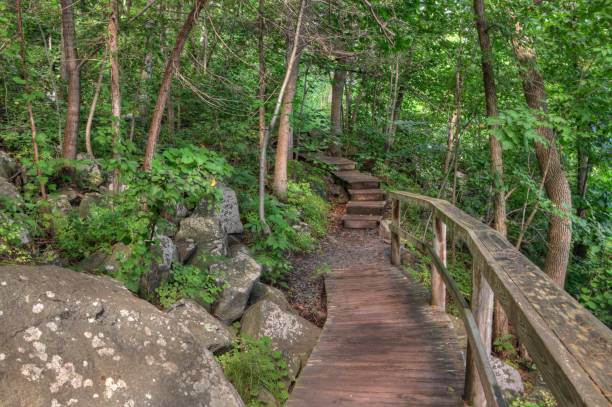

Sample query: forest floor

[286,202,389,327]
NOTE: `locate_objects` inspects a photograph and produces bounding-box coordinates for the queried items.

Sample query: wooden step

[333,171,380,189]
[342,214,382,229]
[314,155,356,171]
[349,189,386,201]
[346,201,386,215]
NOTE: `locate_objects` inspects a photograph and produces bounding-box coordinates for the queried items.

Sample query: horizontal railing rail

[389,191,612,407]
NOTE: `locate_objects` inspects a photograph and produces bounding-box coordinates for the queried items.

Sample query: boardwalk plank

[287,264,465,407]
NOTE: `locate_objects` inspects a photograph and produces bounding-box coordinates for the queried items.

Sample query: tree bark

[143,0,206,171]
[16,0,46,199]
[473,0,509,348]
[257,0,270,234]
[273,44,301,200]
[512,20,573,286]
[444,69,462,174]
[573,142,590,258]
[344,73,352,134]
[60,0,81,160]
[85,52,105,158]
[329,65,347,156]
[108,0,121,189]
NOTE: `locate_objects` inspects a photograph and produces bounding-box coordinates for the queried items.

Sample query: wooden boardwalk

[287,263,465,406]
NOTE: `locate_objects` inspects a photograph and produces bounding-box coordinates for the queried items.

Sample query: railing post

[465,261,494,407]
[431,216,447,311]
[391,198,401,266]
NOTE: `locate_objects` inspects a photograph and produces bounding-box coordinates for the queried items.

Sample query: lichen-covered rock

[139,235,178,297]
[78,192,102,219]
[0,177,21,201]
[212,248,261,324]
[0,150,19,180]
[175,216,228,266]
[79,242,132,274]
[490,356,524,399]
[176,238,197,264]
[249,282,292,313]
[194,186,243,234]
[0,265,245,407]
[240,299,321,381]
[328,183,349,204]
[76,153,104,189]
[167,299,234,354]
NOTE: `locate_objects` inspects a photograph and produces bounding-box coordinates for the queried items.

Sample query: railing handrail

[389,190,612,407]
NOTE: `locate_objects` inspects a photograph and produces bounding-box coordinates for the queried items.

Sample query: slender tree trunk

[108,0,121,189]
[473,0,509,348]
[329,65,347,156]
[85,52,105,158]
[444,69,462,173]
[60,0,81,160]
[344,73,352,134]
[143,0,206,171]
[257,0,270,234]
[167,91,175,137]
[273,45,301,200]
[512,20,573,286]
[16,0,46,199]
[573,142,590,258]
[261,0,306,222]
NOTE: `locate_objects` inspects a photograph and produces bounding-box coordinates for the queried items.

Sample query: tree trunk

[473,0,509,347]
[257,0,270,234]
[273,45,301,200]
[512,20,573,286]
[444,69,462,174]
[108,0,121,189]
[143,0,206,171]
[329,66,347,156]
[16,0,46,199]
[85,52,105,158]
[60,0,81,160]
[344,73,352,134]
[573,142,590,258]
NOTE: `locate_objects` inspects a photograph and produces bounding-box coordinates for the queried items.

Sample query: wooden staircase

[315,156,385,229]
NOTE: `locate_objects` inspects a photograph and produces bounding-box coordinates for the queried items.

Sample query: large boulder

[75,154,104,190]
[175,216,228,265]
[194,186,243,234]
[0,265,244,407]
[79,242,132,274]
[0,177,21,201]
[249,282,293,313]
[167,299,234,354]
[0,151,19,180]
[212,246,262,324]
[139,235,178,298]
[78,192,102,219]
[490,356,524,399]
[241,299,321,381]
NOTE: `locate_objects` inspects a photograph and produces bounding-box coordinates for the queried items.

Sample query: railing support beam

[391,198,401,266]
[465,262,494,407]
[431,216,447,311]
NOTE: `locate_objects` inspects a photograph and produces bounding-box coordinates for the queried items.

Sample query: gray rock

[0,265,245,407]
[0,150,19,180]
[328,183,349,204]
[249,282,292,313]
[194,186,243,234]
[212,249,262,324]
[0,177,21,201]
[257,388,281,407]
[175,216,228,266]
[490,356,524,399]
[139,235,178,298]
[76,153,104,189]
[167,299,234,354]
[0,213,30,245]
[79,242,132,274]
[176,238,197,264]
[78,192,102,218]
[241,299,321,381]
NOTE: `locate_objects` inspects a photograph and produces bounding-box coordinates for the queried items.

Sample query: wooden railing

[389,191,612,407]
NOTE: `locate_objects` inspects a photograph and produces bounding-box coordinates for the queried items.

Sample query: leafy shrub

[243,181,329,286]
[0,201,34,264]
[156,263,225,309]
[218,336,289,406]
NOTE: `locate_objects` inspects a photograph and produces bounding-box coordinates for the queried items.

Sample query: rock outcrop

[175,216,228,265]
[194,186,243,234]
[490,356,525,399]
[0,265,244,407]
[241,299,321,381]
[212,246,262,324]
